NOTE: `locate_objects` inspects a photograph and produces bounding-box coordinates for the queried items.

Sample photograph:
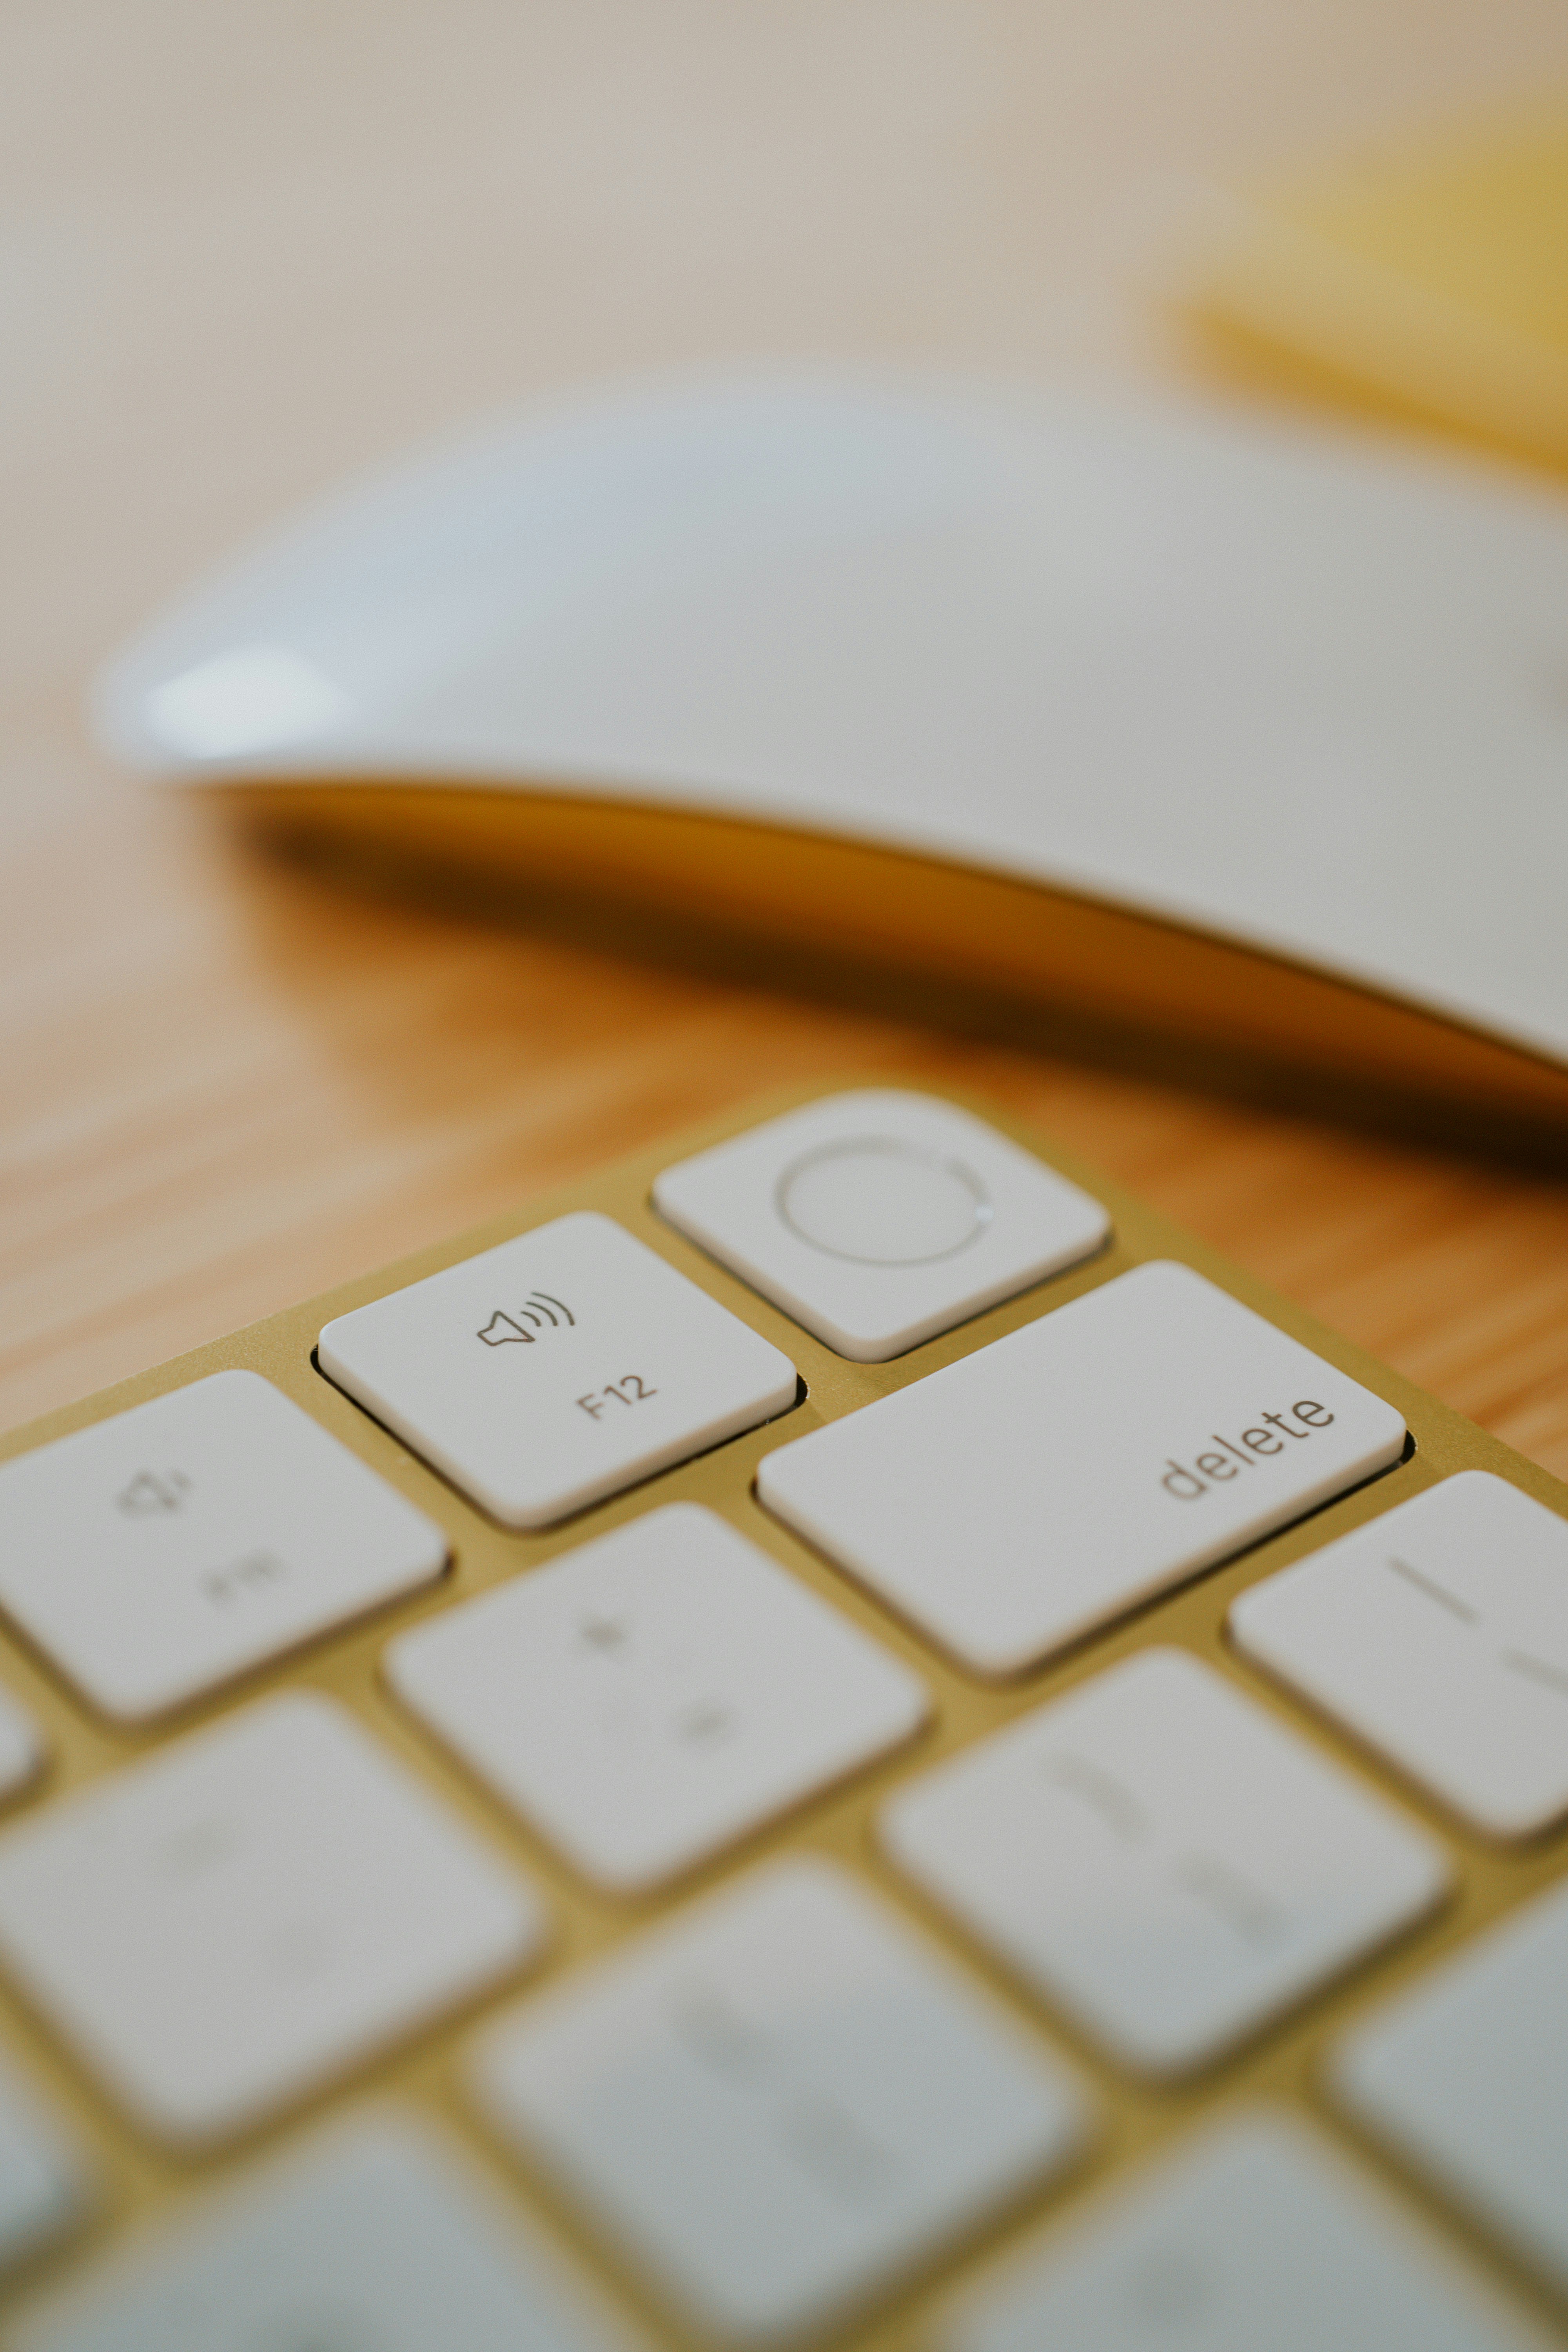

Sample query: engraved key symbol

[116,1469,192,1516]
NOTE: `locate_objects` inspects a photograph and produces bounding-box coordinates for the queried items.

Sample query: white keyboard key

[653,1090,1109,1361]
[387,1503,928,1891]
[13,2110,624,2352]
[882,1648,1446,2073]
[0,1684,44,1805]
[1336,1875,1568,2297]
[0,1370,447,1721]
[759,1259,1406,1674]
[0,1693,542,2144]
[320,1212,797,1528]
[474,1857,1085,2342]
[0,2046,85,2277]
[948,2110,1545,2352]
[1232,1472,1568,1837]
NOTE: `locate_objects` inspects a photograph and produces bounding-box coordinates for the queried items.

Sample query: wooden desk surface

[4,0,1567,1477]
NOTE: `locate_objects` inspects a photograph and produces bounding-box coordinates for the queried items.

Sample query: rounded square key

[1231,1472,1568,1837]
[11,2110,621,2352]
[474,1857,1085,2343]
[1334,1877,1568,2301]
[0,1370,448,1722]
[385,1502,929,1890]
[0,1693,543,2144]
[882,1648,1447,2074]
[949,2109,1546,2352]
[319,1213,797,1528]
[0,2046,87,2282]
[0,1687,44,1809]
[652,1090,1109,1361]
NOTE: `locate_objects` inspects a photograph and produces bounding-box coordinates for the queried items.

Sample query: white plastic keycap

[1232,1472,1568,1837]
[11,2111,622,2352]
[947,2110,1546,2352]
[883,1649,1447,2073]
[387,1503,928,1891]
[0,1370,448,1720]
[0,1693,542,2143]
[0,1686,43,1806]
[758,1259,1407,1674]
[653,1089,1109,1361]
[0,2047,85,2279]
[320,1212,797,1527]
[474,1857,1085,2342]
[1336,1875,1568,2298]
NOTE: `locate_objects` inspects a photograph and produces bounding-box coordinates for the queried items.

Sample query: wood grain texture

[3,0,1566,1476]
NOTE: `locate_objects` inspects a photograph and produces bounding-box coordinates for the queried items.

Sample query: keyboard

[0,1080,1564,2349]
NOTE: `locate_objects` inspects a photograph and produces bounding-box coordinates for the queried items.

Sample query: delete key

[757,1260,1405,1676]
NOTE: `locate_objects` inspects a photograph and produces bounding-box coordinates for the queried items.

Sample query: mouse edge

[207,775,1568,1161]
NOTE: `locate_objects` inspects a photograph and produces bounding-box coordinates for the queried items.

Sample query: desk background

[4,0,1567,1475]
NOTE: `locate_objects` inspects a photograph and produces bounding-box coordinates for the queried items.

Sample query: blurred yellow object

[1191,108,1568,471]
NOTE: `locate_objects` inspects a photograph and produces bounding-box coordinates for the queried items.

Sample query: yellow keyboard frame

[2,1076,1566,2341]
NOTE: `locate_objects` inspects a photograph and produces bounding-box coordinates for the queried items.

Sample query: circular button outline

[773,1136,993,1267]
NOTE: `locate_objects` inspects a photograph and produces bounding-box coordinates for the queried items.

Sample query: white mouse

[94,369,1568,1126]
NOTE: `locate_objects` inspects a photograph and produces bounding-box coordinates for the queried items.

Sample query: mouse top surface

[95,369,1568,1068]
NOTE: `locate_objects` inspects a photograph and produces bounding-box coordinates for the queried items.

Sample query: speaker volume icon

[476,1293,575,1346]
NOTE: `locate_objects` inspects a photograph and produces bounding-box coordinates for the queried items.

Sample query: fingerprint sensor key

[654,1090,1109,1361]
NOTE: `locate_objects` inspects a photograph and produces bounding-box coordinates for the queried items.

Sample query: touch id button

[654,1091,1109,1360]
[778,1141,989,1264]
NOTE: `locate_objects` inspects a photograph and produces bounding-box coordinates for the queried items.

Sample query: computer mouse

[93,370,1568,1144]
